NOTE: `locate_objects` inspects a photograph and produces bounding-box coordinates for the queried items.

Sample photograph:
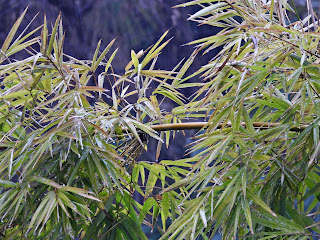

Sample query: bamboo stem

[0,121,309,151]
[150,122,308,132]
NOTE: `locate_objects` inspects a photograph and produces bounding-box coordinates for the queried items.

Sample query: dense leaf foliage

[0,0,320,239]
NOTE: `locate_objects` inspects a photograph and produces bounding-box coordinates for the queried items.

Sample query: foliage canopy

[0,0,320,239]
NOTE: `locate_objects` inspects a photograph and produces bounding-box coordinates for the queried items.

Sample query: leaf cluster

[1,0,320,239]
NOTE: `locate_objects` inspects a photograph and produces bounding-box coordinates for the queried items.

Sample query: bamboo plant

[0,0,320,239]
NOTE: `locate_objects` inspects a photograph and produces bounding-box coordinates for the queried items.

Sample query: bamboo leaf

[199,208,207,228]
[0,179,17,188]
[247,189,277,217]
[1,8,28,56]
[139,197,156,224]
[188,2,228,20]
[105,47,118,73]
[242,196,254,234]
[33,176,61,188]
[93,38,116,71]
[131,50,139,70]
[46,13,60,55]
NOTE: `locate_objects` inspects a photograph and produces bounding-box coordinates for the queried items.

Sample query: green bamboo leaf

[160,159,193,168]
[7,12,40,50]
[162,192,170,222]
[131,50,139,70]
[132,164,139,184]
[76,192,101,202]
[188,2,228,20]
[33,176,61,188]
[233,204,241,239]
[190,214,199,240]
[270,0,275,19]
[41,14,48,53]
[159,178,193,194]
[92,39,102,70]
[253,216,303,233]
[247,189,277,217]
[105,47,118,72]
[1,8,28,56]
[152,201,160,228]
[242,196,254,234]
[301,181,320,202]
[57,197,70,218]
[28,191,52,232]
[199,207,207,228]
[139,164,146,186]
[141,30,170,67]
[215,168,243,208]
[155,131,164,161]
[93,39,117,71]
[122,119,144,147]
[154,89,185,106]
[175,0,216,8]
[242,105,255,135]
[131,120,162,142]
[142,39,172,69]
[255,99,287,111]
[0,179,16,188]
[286,201,315,230]
[256,206,305,232]
[0,2,319,239]
[46,13,60,55]
[162,199,204,239]
[93,38,116,71]
[40,193,57,231]
[6,37,40,58]
[112,87,118,110]
[174,50,197,85]
[150,95,162,121]
[57,191,79,213]
[145,170,159,199]
[141,70,177,79]
[139,197,156,223]
[0,190,18,214]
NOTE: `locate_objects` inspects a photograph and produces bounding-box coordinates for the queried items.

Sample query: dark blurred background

[0,0,217,74]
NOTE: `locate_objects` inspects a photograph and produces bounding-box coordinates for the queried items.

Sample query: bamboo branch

[150,121,308,132]
[0,121,309,151]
